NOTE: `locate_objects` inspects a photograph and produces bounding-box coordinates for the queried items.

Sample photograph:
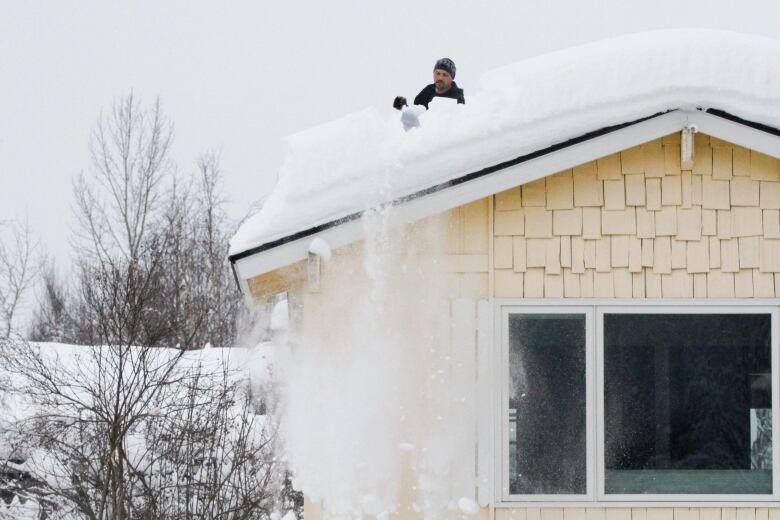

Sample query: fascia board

[690,110,780,159]
[234,110,688,286]
[233,218,366,287]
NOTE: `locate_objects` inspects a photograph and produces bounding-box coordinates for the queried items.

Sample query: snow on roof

[230,29,780,256]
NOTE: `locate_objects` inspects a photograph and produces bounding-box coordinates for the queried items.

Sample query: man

[413,58,465,109]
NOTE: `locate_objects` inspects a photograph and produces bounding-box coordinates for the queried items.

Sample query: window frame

[495,299,780,506]
[497,304,596,502]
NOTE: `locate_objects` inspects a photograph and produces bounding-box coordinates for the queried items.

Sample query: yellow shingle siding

[492,133,780,298]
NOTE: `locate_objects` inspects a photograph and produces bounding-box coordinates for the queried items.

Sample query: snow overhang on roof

[229,29,780,292]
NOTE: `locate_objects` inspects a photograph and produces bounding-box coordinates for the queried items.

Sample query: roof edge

[230,110,673,265]
[230,107,780,289]
[705,109,780,138]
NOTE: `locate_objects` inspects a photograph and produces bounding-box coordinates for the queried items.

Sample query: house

[230,30,780,520]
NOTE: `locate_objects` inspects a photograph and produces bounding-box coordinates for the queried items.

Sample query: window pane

[604,313,772,495]
[508,313,586,494]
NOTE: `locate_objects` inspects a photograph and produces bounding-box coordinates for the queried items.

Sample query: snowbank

[0,340,282,517]
[230,29,780,255]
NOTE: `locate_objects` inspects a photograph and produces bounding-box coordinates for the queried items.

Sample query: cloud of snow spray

[275,202,479,519]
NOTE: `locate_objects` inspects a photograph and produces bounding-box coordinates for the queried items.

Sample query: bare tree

[74,91,173,266]
[67,92,174,349]
[0,219,38,338]
[143,360,280,518]
[191,151,240,347]
[63,94,241,349]
[153,151,242,349]
[0,337,283,520]
[28,256,75,343]
[4,93,287,519]
[2,336,187,519]
[1,93,287,519]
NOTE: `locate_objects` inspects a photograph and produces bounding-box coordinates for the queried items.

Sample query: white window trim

[494,299,780,506]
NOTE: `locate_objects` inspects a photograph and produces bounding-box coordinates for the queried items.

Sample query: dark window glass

[508,314,586,494]
[604,313,772,494]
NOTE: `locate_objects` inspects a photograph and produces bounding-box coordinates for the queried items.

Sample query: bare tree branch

[0,218,39,338]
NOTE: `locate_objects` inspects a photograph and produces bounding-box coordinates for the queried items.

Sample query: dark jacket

[413,82,465,109]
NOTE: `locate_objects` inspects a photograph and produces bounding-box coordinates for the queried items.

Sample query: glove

[393,96,408,111]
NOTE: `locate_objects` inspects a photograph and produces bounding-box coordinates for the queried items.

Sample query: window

[499,304,778,503]
[501,307,594,500]
[508,313,587,495]
[604,313,771,495]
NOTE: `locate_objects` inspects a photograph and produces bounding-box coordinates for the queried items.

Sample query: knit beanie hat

[434,58,456,79]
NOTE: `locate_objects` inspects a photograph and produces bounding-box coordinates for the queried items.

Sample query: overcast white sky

[3,0,780,269]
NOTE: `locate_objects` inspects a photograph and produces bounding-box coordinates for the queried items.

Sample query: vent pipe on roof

[681,124,698,170]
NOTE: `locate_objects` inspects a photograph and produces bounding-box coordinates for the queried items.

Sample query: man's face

[433,69,453,94]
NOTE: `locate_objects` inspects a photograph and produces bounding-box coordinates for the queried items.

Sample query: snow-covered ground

[0,340,279,519]
[231,29,780,255]
[0,341,275,429]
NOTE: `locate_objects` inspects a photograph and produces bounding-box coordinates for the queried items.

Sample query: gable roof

[230,30,780,291]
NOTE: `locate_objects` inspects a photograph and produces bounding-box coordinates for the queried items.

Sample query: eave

[230,108,780,298]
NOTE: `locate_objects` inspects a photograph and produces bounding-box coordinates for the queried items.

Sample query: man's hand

[393,96,408,111]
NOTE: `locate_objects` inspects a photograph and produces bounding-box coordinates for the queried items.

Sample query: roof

[229,29,780,288]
